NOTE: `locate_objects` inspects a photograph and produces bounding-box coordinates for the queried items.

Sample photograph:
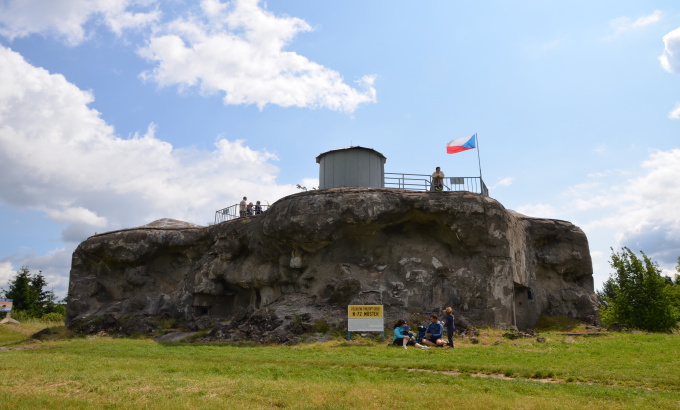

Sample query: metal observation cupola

[316,146,386,189]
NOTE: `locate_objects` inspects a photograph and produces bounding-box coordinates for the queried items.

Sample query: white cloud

[0,248,74,298]
[590,250,605,261]
[0,261,14,291]
[668,102,680,119]
[586,169,628,178]
[0,0,159,45]
[47,207,108,227]
[0,45,299,244]
[138,0,377,112]
[299,178,320,191]
[631,10,663,29]
[659,26,680,73]
[511,151,680,288]
[608,10,662,39]
[513,203,560,219]
[490,177,513,190]
[574,149,680,266]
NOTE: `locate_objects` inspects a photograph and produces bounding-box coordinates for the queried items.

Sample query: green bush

[597,304,617,327]
[51,304,67,316]
[600,248,677,332]
[41,312,65,323]
[8,309,32,322]
[313,319,330,333]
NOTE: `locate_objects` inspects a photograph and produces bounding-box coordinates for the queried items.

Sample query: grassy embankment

[1,322,679,409]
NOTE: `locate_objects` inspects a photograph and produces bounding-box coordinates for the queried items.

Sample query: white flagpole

[475,133,482,180]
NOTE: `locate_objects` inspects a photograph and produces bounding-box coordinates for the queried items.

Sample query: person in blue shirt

[423,314,446,347]
[393,319,429,350]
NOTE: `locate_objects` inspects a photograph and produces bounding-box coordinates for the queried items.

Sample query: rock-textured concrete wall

[66,188,597,335]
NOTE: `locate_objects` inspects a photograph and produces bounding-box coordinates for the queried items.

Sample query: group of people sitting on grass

[393,307,455,350]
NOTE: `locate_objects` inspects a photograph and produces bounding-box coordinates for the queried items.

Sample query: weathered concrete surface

[66,188,597,338]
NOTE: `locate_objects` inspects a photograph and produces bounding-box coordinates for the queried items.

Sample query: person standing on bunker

[239,197,247,218]
[431,167,445,192]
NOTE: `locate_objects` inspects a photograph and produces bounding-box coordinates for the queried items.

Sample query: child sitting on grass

[393,319,429,350]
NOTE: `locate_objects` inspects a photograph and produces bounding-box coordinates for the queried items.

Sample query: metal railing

[384,173,488,196]
[215,174,488,223]
[214,204,270,224]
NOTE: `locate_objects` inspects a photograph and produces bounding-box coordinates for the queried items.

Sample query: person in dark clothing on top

[444,307,455,348]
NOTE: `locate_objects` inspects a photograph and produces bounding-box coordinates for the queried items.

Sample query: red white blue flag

[446,135,476,154]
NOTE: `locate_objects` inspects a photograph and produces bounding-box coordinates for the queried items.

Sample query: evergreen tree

[2,266,36,314]
[600,248,677,332]
[30,271,49,313]
[1,266,62,318]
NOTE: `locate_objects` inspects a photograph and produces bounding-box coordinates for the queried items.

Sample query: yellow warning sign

[347,305,383,318]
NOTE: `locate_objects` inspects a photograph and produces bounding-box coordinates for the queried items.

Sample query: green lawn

[1,323,678,409]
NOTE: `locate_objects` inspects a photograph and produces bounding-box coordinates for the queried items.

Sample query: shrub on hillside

[41,312,65,323]
[599,248,677,332]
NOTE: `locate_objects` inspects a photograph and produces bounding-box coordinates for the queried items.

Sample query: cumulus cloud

[576,149,680,266]
[659,27,680,73]
[0,261,14,290]
[668,102,680,120]
[607,10,662,39]
[298,178,320,191]
[47,207,108,227]
[138,0,377,112]
[512,150,680,288]
[0,248,73,297]
[0,44,298,244]
[513,203,560,219]
[0,0,159,45]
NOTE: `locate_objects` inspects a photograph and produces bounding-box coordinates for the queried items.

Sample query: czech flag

[446,135,476,154]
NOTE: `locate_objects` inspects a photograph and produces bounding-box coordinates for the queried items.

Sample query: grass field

[1,322,679,409]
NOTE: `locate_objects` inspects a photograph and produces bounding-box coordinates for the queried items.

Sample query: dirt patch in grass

[533,316,580,331]
[0,344,53,352]
[408,368,562,383]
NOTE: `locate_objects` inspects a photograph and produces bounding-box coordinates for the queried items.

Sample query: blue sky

[1,0,679,298]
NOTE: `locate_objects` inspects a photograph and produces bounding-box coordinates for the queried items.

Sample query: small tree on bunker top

[601,248,677,332]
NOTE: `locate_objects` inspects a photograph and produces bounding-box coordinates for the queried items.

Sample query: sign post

[347,305,384,341]
[0,299,19,324]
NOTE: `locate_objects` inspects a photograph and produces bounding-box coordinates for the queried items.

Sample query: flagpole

[475,133,482,180]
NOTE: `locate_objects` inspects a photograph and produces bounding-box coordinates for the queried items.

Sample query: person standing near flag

[431,166,445,192]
